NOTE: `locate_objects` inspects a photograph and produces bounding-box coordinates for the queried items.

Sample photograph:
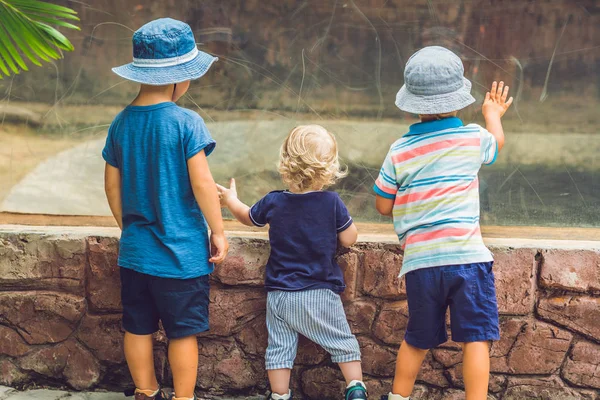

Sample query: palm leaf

[0,0,79,79]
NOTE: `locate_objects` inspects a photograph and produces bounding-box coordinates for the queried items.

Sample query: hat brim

[395,78,476,115]
[112,50,218,85]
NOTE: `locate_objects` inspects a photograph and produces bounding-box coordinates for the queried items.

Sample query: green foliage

[0,0,79,78]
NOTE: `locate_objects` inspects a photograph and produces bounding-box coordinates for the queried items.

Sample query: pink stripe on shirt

[406,226,480,245]
[392,138,481,164]
[395,180,478,206]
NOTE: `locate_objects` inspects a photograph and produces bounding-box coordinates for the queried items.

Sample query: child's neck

[288,185,323,194]
[131,84,175,106]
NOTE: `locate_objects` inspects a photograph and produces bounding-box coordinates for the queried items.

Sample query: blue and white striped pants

[265,289,361,370]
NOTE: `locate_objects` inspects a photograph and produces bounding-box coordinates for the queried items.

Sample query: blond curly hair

[278,125,347,192]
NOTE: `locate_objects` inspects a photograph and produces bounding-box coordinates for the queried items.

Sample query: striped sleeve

[480,126,498,165]
[373,148,398,199]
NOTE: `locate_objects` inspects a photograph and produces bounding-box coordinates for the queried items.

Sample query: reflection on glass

[0,0,598,226]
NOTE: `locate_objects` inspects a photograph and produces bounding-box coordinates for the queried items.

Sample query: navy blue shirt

[102,102,216,279]
[250,190,353,292]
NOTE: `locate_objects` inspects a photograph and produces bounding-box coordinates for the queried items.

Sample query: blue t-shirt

[102,102,216,279]
[250,190,353,293]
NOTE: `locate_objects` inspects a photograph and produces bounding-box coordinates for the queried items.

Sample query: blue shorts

[120,267,210,339]
[404,262,500,349]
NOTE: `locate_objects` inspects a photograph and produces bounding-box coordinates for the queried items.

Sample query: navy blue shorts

[120,267,210,339]
[404,262,500,349]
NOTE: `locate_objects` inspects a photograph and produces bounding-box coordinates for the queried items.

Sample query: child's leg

[391,341,428,397]
[285,289,365,398]
[267,369,292,396]
[153,274,211,399]
[266,291,298,398]
[169,335,199,399]
[338,361,362,384]
[120,268,161,394]
[462,341,490,400]
[391,267,448,399]
[449,262,500,400]
[124,332,159,392]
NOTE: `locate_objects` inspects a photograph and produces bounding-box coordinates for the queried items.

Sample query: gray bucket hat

[395,46,475,115]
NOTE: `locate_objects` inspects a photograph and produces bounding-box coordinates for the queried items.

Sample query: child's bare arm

[482,81,513,152]
[104,163,123,230]
[216,178,254,227]
[188,150,228,264]
[338,223,358,247]
[375,195,394,217]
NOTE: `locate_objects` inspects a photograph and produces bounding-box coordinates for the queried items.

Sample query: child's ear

[172,80,191,101]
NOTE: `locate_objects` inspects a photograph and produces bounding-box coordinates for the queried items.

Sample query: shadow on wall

[0,229,599,398]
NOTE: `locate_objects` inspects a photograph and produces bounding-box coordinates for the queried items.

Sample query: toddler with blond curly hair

[217,125,367,400]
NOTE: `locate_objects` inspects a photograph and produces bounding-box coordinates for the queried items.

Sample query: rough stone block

[212,239,268,286]
[235,316,267,357]
[539,249,600,293]
[373,300,408,345]
[361,249,405,299]
[489,247,537,315]
[344,299,377,335]
[431,346,462,368]
[338,251,359,301]
[19,339,100,390]
[0,359,27,386]
[87,237,121,312]
[503,376,597,400]
[302,367,345,399]
[0,291,85,344]
[77,314,124,364]
[0,233,86,294]
[0,326,29,357]
[490,318,572,374]
[562,340,600,389]
[358,337,396,377]
[196,337,264,391]
[417,353,450,388]
[489,374,507,393]
[362,377,392,399]
[538,296,600,342]
[208,286,266,336]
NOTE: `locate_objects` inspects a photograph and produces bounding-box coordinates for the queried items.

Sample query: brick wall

[0,227,599,399]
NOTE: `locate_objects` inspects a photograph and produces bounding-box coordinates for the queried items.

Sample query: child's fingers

[497,81,504,98]
[506,96,514,108]
[490,81,497,98]
[485,92,491,102]
[230,178,237,191]
[502,85,510,102]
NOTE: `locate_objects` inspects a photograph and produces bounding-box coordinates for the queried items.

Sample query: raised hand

[216,178,238,208]
[483,81,513,119]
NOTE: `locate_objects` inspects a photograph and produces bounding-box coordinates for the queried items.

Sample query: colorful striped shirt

[374,117,496,277]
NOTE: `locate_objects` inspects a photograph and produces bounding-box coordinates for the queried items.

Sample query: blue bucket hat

[395,46,475,115]
[112,18,218,85]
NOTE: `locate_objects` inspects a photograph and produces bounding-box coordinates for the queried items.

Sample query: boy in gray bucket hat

[103,18,228,400]
[374,46,513,400]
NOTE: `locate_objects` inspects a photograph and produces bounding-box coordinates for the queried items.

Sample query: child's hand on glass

[483,81,513,119]
[216,178,238,208]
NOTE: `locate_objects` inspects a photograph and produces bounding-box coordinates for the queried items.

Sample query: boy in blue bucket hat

[374,46,513,400]
[103,18,228,400]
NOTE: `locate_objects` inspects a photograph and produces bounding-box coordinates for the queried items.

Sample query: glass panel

[0,0,598,226]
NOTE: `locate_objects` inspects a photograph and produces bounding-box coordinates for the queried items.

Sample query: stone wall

[1,228,600,399]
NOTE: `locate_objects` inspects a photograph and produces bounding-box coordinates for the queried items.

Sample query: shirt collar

[404,117,464,136]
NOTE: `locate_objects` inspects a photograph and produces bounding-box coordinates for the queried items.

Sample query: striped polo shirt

[374,117,496,277]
